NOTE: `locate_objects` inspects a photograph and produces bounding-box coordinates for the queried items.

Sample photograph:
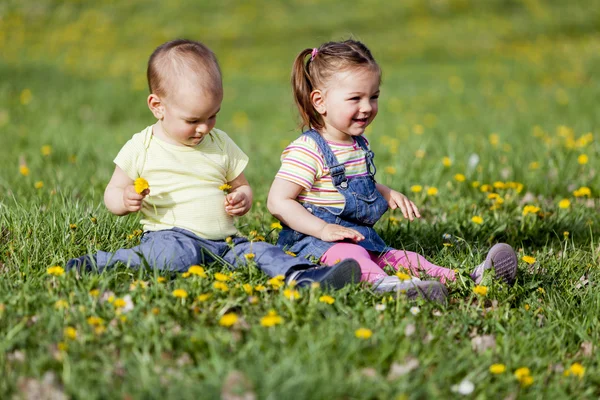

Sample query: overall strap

[302,130,348,187]
[354,135,377,178]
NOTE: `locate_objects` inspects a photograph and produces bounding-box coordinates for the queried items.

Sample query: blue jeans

[94,227,313,277]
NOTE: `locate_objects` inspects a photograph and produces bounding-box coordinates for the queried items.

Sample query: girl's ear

[310,89,326,115]
[147,94,164,120]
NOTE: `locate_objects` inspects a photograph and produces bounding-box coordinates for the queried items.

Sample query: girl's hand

[123,185,149,213]
[387,190,421,221]
[225,192,250,216]
[319,224,365,242]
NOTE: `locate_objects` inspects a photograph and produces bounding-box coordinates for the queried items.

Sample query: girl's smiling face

[311,67,380,143]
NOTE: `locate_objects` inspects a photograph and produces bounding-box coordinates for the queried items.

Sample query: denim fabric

[277,129,391,260]
[94,227,313,277]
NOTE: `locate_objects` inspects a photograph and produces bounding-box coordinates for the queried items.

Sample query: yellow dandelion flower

[355,328,373,339]
[271,222,282,230]
[522,255,536,265]
[19,165,29,176]
[529,161,540,170]
[410,185,422,193]
[558,199,571,209]
[396,272,411,281]
[41,145,52,156]
[427,187,438,196]
[267,275,285,289]
[514,367,531,381]
[197,293,211,302]
[225,237,233,244]
[218,183,232,193]
[87,316,104,326]
[319,295,335,304]
[89,289,100,297]
[471,216,483,225]
[20,89,33,105]
[283,289,301,300]
[47,266,65,276]
[134,178,149,194]
[563,231,569,238]
[254,284,267,292]
[242,283,253,295]
[577,154,588,165]
[480,184,491,192]
[489,133,499,146]
[473,285,488,296]
[157,277,167,283]
[442,157,452,167]
[34,181,44,189]
[524,304,530,311]
[183,266,205,278]
[64,327,77,340]
[244,253,255,261]
[487,193,500,200]
[260,310,283,327]
[489,364,506,374]
[522,205,541,216]
[54,299,69,309]
[285,251,296,257]
[94,326,106,335]
[181,272,191,278]
[519,375,534,387]
[492,181,505,190]
[454,173,466,182]
[471,181,481,188]
[413,124,424,135]
[113,298,126,308]
[69,223,77,230]
[415,149,425,158]
[214,272,230,282]
[213,282,229,292]
[573,187,591,197]
[219,313,238,327]
[384,166,397,175]
[564,362,585,379]
[172,289,188,298]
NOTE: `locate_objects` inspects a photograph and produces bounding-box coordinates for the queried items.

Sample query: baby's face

[158,83,222,147]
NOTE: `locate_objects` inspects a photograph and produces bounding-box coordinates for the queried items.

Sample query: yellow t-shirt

[114,126,248,240]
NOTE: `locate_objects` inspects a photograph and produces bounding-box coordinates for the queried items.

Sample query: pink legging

[321,243,456,284]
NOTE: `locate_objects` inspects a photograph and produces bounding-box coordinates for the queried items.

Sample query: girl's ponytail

[291,48,323,131]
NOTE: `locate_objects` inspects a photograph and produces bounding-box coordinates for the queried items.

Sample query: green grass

[1,0,599,398]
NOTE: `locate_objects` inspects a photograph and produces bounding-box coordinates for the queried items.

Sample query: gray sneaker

[470,243,518,286]
[373,276,448,304]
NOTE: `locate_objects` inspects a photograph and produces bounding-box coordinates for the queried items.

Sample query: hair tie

[310,48,318,61]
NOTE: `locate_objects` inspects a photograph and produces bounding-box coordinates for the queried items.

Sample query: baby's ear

[147,94,164,119]
[310,90,326,115]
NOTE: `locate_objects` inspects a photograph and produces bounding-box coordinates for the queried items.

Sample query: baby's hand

[225,191,250,216]
[319,224,364,242]
[123,185,149,213]
[388,190,420,221]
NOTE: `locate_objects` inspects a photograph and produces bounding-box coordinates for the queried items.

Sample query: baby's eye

[371,95,379,100]
[348,97,360,101]
[186,120,199,124]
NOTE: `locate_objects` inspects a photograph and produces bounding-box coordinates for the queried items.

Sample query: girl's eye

[371,95,379,100]
[348,97,360,101]
[187,120,199,124]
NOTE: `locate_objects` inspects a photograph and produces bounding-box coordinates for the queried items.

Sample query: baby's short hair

[147,39,222,99]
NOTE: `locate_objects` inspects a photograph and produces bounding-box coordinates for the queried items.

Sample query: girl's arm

[267,178,364,242]
[224,172,253,216]
[104,166,148,216]
[375,183,421,221]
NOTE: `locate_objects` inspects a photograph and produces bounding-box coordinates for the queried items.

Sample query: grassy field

[1,0,599,398]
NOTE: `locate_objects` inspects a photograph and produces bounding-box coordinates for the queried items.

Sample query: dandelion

[412,124,424,135]
[577,154,588,165]
[134,178,149,194]
[271,222,282,230]
[19,165,29,176]
[480,184,491,192]
[522,205,541,216]
[471,216,483,225]
[225,237,233,244]
[489,133,499,146]
[113,298,126,308]
[47,266,65,276]
[34,181,44,189]
[522,255,536,265]
[410,185,422,193]
[489,364,506,374]
[558,199,571,209]
[573,187,591,197]
[427,187,438,196]
[213,282,229,292]
[283,289,301,300]
[219,313,238,327]
[529,161,540,170]
[563,231,569,238]
[514,367,533,387]
[244,253,255,261]
[54,299,69,309]
[385,166,397,175]
[396,272,411,281]
[254,284,267,292]
[20,89,33,105]
[493,181,505,189]
[285,251,296,257]
[69,223,77,230]
[454,173,466,182]
[524,304,530,311]
[319,295,335,304]
[172,289,188,298]
[214,272,230,282]
[89,289,100,297]
[564,362,585,379]
[41,145,52,156]
[87,316,104,326]
[187,265,207,277]
[415,149,425,158]
[471,181,481,188]
[355,328,373,339]
[267,275,285,289]
[442,157,452,167]
[473,285,488,296]
[218,183,232,193]
[197,293,211,302]
[181,272,191,278]
[260,310,283,327]
[410,306,420,316]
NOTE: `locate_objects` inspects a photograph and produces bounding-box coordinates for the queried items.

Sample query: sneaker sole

[404,281,448,304]
[484,243,518,285]
[319,259,361,289]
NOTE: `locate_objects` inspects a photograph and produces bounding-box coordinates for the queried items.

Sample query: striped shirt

[276,135,371,209]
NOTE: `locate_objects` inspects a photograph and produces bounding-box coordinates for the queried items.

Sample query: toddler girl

[267,40,518,302]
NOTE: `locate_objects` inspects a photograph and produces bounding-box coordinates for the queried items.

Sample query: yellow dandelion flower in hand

[219,183,232,193]
[134,178,149,194]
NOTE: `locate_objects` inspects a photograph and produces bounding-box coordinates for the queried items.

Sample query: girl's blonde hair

[292,39,381,131]
[147,39,222,99]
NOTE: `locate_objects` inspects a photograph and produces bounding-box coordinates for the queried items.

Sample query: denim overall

[277,129,391,261]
